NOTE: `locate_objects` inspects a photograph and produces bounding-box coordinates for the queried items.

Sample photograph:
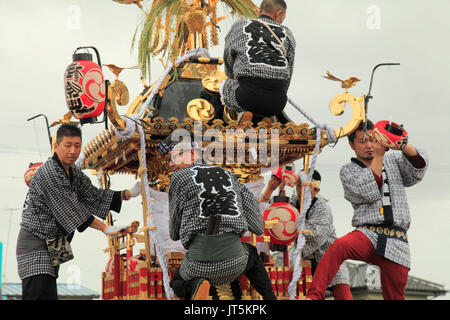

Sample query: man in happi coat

[291,170,352,300]
[166,139,275,300]
[306,120,428,300]
[259,170,352,299]
[220,0,296,124]
[16,124,141,300]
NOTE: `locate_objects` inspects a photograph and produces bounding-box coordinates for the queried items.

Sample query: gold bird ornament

[112,0,144,10]
[103,64,140,80]
[323,71,360,91]
[50,111,79,127]
[103,64,139,106]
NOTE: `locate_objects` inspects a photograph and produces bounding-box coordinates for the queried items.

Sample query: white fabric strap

[254,19,287,57]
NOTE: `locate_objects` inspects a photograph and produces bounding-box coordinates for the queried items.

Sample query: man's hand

[129,181,142,197]
[103,221,140,238]
[401,144,419,157]
[295,176,303,198]
[267,176,282,192]
[259,176,283,202]
[122,181,142,200]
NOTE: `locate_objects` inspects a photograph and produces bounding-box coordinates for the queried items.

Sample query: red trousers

[331,284,353,300]
[307,230,409,300]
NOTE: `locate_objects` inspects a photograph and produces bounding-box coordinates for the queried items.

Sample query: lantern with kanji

[263,196,299,245]
[64,47,105,124]
[24,162,43,186]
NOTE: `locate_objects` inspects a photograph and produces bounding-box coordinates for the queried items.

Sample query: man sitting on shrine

[220,0,296,125]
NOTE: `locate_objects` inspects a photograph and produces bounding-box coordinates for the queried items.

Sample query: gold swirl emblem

[112,80,129,106]
[223,106,237,122]
[186,98,215,121]
[329,92,365,138]
[202,74,227,93]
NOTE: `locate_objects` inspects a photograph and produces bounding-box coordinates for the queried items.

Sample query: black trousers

[22,274,58,300]
[242,245,276,300]
[235,77,287,117]
[170,245,276,300]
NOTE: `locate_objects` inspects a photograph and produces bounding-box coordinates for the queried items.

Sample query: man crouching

[164,138,275,300]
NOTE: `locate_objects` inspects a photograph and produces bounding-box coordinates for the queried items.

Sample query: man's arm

[168,176,185,241]
[259,176,282,203]
[370,140,386,178]
[223,21,240,78]
[340,165,382,204]
[284,27,296,93]
[398,144,429,187]
[302,200,334,258]
[238,181,264,236]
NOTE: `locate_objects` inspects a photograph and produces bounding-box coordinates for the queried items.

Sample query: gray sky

[1,0,449,299]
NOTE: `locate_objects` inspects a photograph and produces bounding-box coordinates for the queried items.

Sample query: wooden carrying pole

[101,173,121,299]
[137,149,152,264]
[298,154,310,270]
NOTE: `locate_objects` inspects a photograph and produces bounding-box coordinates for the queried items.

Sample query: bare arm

[89,218,107,232]
[370,140,386,177]
[401,144,419,158]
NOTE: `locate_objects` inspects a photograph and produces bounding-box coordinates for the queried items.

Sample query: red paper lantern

[373,120,408,150]
[24,162,43,186]
[263,199,299,245]
[64,51,105,122]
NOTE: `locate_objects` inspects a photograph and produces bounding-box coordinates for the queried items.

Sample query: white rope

[75,152,85,169]
[112,115,138,140]
[113,48,211,299]
[287,171,310,298]
[138,48,210,118]
[136,123,175,298]
[286,96,337,299]
[287,127,322,299]
[287,97,337,144]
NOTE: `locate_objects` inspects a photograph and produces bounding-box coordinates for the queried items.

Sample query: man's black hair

[260,0,287,13]
[299,169,321,181]
[56,123,82,144]
[347,120,374,143]
[311,170,321,182]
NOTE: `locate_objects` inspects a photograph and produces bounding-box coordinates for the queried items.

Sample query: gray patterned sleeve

[398,148,429,187]
[236,180,264,236]
[222,20,244,113]
[75,170,115,219]
[223,20,239,78]
[302,200,334,258]
[284,27,296,93]
[168,173,185,241]
[340,164,382,204]
[43,172,95,234]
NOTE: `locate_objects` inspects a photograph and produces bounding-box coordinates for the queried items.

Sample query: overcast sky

[1,0,449,299]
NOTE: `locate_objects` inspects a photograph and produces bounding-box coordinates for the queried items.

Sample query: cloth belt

[360,224,408,243]
[16,228,48,254]
[188,232,244,262]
